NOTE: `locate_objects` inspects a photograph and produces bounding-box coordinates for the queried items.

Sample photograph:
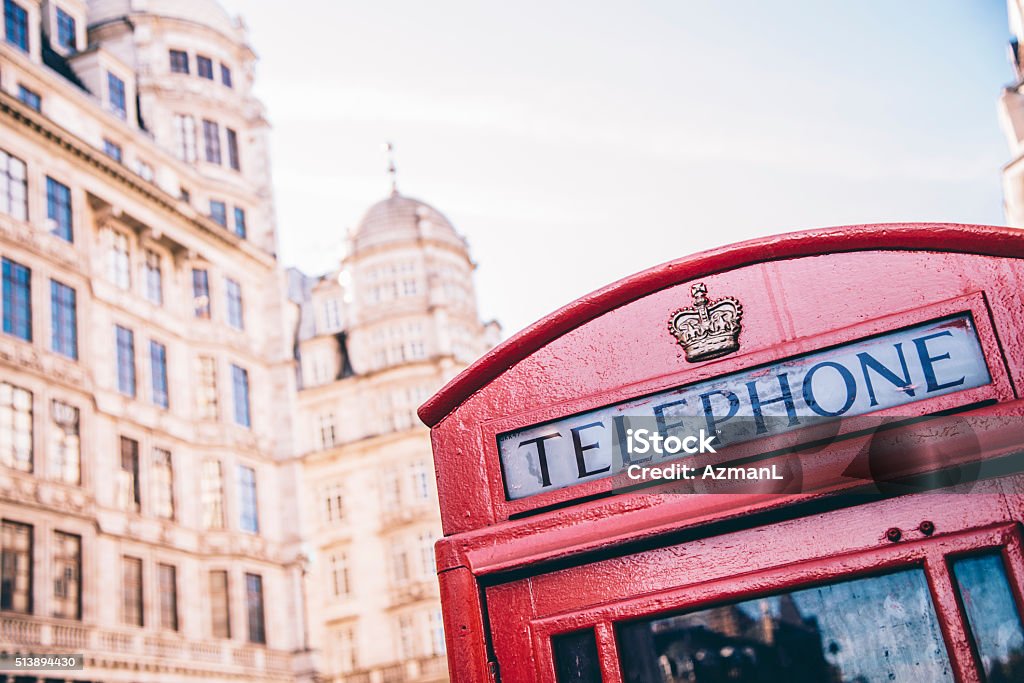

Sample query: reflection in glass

[953,553,1024,682]
[618,568,952,682]
[553,628,602,683]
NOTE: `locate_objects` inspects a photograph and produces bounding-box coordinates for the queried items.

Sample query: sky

[220,0,1013,337]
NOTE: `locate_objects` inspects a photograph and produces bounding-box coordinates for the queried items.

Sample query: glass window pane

[953,553,1024,682]
[618,568,953,683]
[553,629,602,683]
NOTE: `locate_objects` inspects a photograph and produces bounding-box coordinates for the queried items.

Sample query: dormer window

[4,0,29,52]
[55,7,76,51]
[107,72,126,119]
[169,49,189,74]
[197,55,214,80]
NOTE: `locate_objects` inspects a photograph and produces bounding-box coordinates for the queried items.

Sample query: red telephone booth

[419,223,1024,683]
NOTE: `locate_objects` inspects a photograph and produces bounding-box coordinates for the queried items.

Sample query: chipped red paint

[425,223,1024,682]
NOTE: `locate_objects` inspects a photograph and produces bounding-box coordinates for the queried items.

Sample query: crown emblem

[668,283,743,362]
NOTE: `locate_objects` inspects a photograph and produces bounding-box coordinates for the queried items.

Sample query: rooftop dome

[352,192,464,253]
[88,0,239,38]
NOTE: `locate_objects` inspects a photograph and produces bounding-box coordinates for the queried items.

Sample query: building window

[209,199,227,227]
[169,49,189,74]
[0,149,27,221]
[103,139,123,162]
[233,206,247,238]
[381,469,402,509]
[4,0,28,52]
[151,449,174,520]
[107,72,126,119]
[134,159,154,182]
[197,356,218,419]
[0,383,32,473]
[324,299,341,331]
[220,63,232,87]
[46,177,72,241]
[430,609,446,656]
[196,55,213,79]
[121,556,143,626]
[318,413,336,450]
[245,573,266,644]
[418,530,436,577]
[144,249,162,305]
[50,401,79,485]
[226,278,243,330]
[209,570,230,638]
[2,258,31,342]
[202,119,221,164]
[0,520,32,612]
[237,465,259,533]
[231,364,251,428]
[411,460,431,501]
[55,7,76,51]
[17,85,40,111]
[226,128,240,170]
[52,531,80,619]
[330,551,350,598]
[389,539,409,584]
[173,114,196,162]
[323,482,343,523]
[201,458,225,529]
[158,563,178,631]
[115,325,136,397]
[108,229,131,288]
[118,437,140,512]
[397,613,415,659]
[335,625,359,673]
[192,268,211,318]
[150,340,168,408]
[50,280,77,360]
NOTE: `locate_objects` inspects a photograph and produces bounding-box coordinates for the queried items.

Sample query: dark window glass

[0,520,32,613]
[158,563,178,631]
[52,531,80,619]
[245,573,265,644]
[209,199,227,227]
[46,176,72,241]
[121,556,143,626]
[2,257,31,341]
[50,280,77,360]
[210,570,230,638]
[232,364,251,428]
[150,340,168,408]
[107,72,126,119]
[226,278,243,330]
[226,128,240,170]
[953,553,1024,682]
[233,206,246,238]
[169,49,189,74]
[115,325,135,396]
[618,568,953,683]
[197,55,213,79]
[202,119,221,164]
[103,139,123,162]
[55,8,76,51]
[553,629,602,683]
[192,268,211,318]
[220,63,232,87]
[4,0,28,52]
[237,465,258,533]
[119,437,140,512]
[17,85,40,111]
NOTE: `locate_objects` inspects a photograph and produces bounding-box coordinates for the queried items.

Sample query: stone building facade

[0,1,498,682]
[290,189,499,683]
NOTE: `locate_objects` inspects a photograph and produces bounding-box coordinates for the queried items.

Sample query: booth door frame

[485,507,1024,683]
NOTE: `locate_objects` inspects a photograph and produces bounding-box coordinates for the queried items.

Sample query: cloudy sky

[221,0,1012,337]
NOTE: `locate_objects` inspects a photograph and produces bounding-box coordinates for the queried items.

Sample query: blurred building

[1001,0,1024,224]
[0,0,310,681]
[289,183,499,682]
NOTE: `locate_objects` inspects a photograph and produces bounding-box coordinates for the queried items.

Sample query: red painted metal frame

[424,223,1024,683]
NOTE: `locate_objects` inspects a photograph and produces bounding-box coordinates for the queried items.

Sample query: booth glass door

[487,524,1024,683]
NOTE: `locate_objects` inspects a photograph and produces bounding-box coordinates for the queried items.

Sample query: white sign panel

[498,314,991,500]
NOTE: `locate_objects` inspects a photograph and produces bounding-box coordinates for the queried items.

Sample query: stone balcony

[333,655,448,683]
[0,613,294,681]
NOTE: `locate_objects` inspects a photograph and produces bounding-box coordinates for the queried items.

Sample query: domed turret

[88,0,240,38]
[352,192,465,253]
